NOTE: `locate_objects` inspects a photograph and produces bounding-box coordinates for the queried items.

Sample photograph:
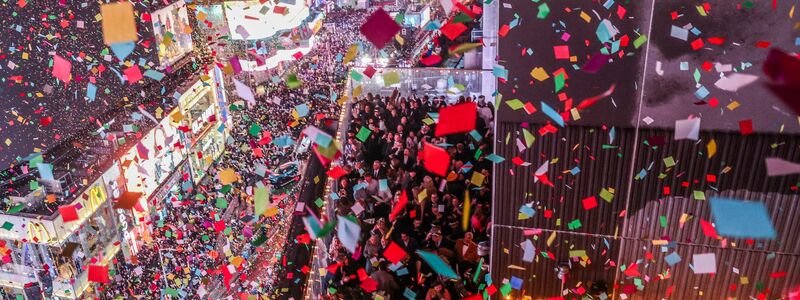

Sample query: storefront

[212,66,229,125]
[0,168,120,299]
[188,127,225,182]
[149,160,192,207]
[178,79,227,183]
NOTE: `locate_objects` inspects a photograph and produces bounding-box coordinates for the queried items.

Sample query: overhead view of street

[1,0,800,299]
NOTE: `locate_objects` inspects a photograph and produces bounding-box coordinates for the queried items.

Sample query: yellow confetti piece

[100,2,138,45]
[546,231,556,247]
[696,5,707,16]
[530,67,550,81]
[570,107,581,121]
[170,111,185,123]
[579,11,591,23]
[343,44,358,65]
[264,205,279,217]
[470,172,485,186]
[218,168,239,185]
[727,100,740,111]
[679,213,690,228]
[707,139,717,158]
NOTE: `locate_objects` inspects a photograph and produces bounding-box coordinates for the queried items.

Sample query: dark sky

[0,0,176,169]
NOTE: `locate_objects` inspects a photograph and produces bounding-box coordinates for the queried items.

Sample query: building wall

[491,122,800,298]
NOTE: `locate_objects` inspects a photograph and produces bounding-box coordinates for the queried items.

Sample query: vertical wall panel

[492,121,800,299]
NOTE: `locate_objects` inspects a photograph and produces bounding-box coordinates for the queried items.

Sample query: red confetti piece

[755,41,772,48]
[690,38,704,50]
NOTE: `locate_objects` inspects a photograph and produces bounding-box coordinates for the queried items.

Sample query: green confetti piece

[356,126,371,142]
[568,219,582,230]
[663,156,676,168]
[500,282,512,296]
[599,188,614,202]
[554,72,565,92]
[537,3,550,19]
[505,99,525,110]
[215,198,228,209]
[633,35,648,49]
[693,190,706,200]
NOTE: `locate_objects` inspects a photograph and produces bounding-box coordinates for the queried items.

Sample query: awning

[61,242,79,257]
[113,191,143,209]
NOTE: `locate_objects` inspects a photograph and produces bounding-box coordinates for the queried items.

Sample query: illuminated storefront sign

[191,104,215,135]
[212,66,229,123]
[149,161,188,204]
[225,0,310,40]
[121,111,184,199]
[152,0,194,67]
[26,222,53,244]
[178,79,220,144]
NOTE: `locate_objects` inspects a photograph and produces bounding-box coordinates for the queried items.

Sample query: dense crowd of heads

[320,93,496,299]
[98,9,370,299]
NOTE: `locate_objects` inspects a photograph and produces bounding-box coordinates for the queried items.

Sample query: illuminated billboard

[152,0,194,67]
[225,0,310,40]
[421,6,431,28]
[121,114,185,198]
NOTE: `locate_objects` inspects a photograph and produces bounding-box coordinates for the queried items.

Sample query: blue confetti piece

[144,70,165,81]
[109,41,135,61]
[694,86,709,99]
[710,197,777,239]
[541,101,564,127]
[510,276,523,290]
[636,168,647,179]
[665,252,682,266]
[86,83,97,102]
[570,166,581,175]
[403,288,416,299]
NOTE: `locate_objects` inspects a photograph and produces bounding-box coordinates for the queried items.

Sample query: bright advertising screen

[421,6,431,28]
[152,0,195,66]
[196,5,227,31]
[225,0,310,40]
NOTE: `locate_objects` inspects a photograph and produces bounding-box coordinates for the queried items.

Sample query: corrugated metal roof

[491,121,800,299]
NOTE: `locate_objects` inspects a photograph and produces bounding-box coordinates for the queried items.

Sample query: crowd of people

[81,4,494,299]
[97,8,372,299]
[319,93,496,299]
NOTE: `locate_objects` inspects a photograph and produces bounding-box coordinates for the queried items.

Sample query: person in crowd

[317,87,495,299]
